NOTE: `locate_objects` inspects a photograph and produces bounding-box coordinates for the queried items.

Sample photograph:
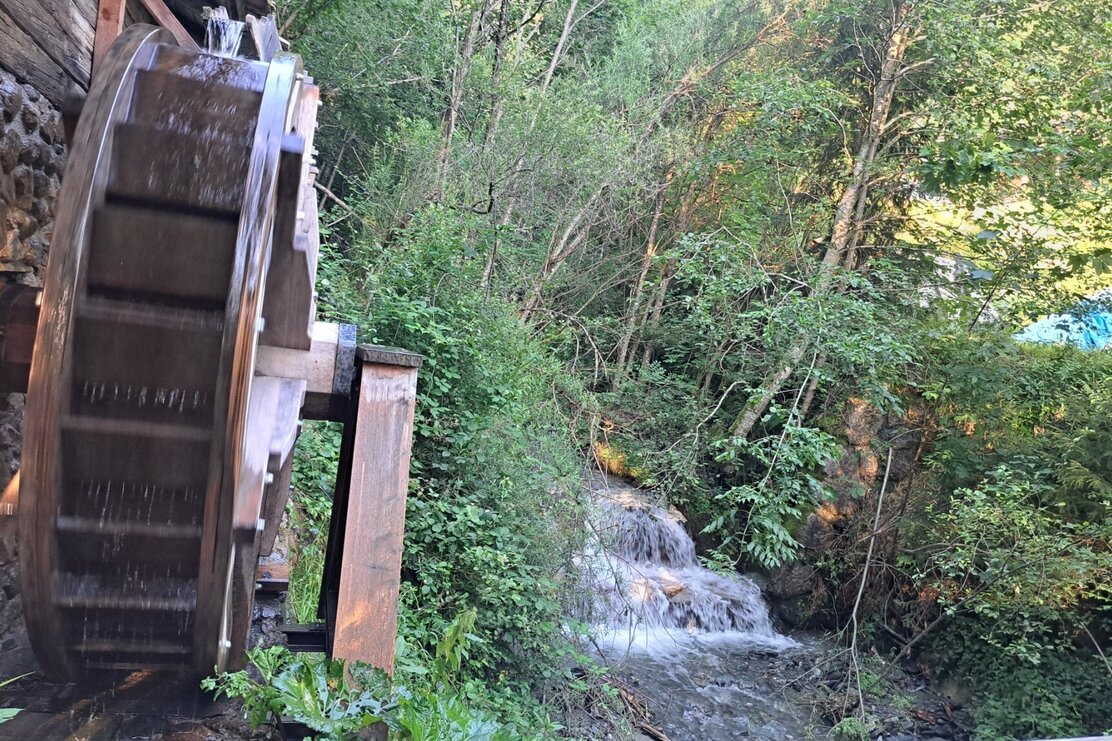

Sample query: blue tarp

[1015,297,1112,350]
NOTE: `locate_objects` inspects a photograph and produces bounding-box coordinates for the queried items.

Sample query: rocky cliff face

[0,68,62,639]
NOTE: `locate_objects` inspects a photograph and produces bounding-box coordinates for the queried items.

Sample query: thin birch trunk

[731,1,911,439]
[614,179,670,382]
[437,6,486,195]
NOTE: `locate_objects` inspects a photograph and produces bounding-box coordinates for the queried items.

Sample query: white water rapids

[584,480,795,653]
[579,476,820,740]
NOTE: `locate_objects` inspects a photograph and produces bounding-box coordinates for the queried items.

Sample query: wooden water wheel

[15,23,324,680]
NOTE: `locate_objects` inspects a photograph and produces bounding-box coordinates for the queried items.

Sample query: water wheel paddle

[17,24,318,680]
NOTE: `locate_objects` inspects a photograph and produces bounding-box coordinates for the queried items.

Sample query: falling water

[583,480,795,652]
[205,8,245,58]
[576,478,820,740]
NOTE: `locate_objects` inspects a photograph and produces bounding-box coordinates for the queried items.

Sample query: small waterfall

[205,7,245,58]
[583,479,794,652]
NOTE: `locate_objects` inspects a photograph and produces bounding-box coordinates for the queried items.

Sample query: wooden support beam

[261,83,321,351]
[135,0,199,50]
[93,0,126,77]
[233,377,304,540]
[331,346,420,673]
[256,559,290,592]
[256,321,356,420]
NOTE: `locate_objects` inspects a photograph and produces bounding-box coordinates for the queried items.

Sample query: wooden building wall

[0,0,159,106]
[0,0,96,106]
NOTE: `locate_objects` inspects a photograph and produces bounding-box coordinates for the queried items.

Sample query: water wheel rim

[18,25,300,680]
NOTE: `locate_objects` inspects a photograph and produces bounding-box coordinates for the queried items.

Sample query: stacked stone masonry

[0,68,61,640]
[0,67,64,280]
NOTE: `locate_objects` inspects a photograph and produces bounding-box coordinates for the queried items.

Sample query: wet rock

[32,170,49,199]
[16,210,37,238]
[44,145,65,175]
[667,587,693,604]
[0,72,62,566]
[765,563,817,599]
[0,131,19,170]
[10,165,33,210]
[40,112,62,145]
[20,104,39,132]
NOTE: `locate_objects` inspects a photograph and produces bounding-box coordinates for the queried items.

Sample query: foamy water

[581,479,796,656]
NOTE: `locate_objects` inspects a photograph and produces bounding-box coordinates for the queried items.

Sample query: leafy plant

[205,612,532,740]
[0,673,30,724]
[707,418,841,567]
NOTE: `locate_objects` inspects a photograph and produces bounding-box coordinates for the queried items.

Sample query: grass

[286,507,327,623]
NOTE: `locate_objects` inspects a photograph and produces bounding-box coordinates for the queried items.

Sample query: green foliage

[831,716,873,741]
[929,621,1112,741]
[909,342,1112,738]
[204,612,537,740]
[0,673,29,725]
[708,417,841,568]
[285,203,588,727]
[287,422,342,622]
[282,0,1112,734]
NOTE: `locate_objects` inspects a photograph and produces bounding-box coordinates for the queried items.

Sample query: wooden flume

[1,22,420,681]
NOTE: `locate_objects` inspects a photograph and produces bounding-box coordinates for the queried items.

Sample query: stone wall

[0,66,63,639]
[1,69,64,279]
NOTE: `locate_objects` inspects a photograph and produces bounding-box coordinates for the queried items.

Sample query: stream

[582,474,830,740]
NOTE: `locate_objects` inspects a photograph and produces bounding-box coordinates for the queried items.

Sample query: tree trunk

[614,178,670,383]
[639,263,676,369]
[437,6,487,196]
[481,202,515,293]
[821,0,910,271]
[520,185,605,320]
[481,0,511,157]
[730,0,912,439]
[539,0,578,100]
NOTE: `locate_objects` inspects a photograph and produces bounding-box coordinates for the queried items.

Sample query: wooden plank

[256,558,289,591]
[261,83,320,350]
[233,378,277,540]
[257,377,305,555]
[130,68,261,144]
[356,345,423,368]
[124,0,156,26]
[108,122,249,214]
[135,0,199,49]
[233,377,304,540]
[245,14,280,61]
[256,320,342,418]
[0,10,73,104]
[259,451,292,555]
[88,204,238,305]
[93,0,126,77]
[331,361,418,673]
[0,0,95,90]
